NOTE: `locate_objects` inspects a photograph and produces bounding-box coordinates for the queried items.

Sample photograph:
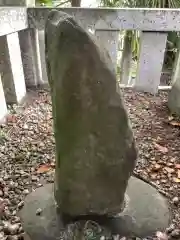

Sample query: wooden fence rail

[0,6,180,122]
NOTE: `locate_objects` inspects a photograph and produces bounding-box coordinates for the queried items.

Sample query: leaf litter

[0,88,179,240]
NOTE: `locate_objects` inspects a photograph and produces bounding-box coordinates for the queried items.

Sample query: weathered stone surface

[95,30,119,73]
[45,10,137,216]
[19,178,170,239]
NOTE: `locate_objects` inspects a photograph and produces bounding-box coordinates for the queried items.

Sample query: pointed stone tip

[45,9,87,53]
[47,10,73,26]
[45,9,80,43]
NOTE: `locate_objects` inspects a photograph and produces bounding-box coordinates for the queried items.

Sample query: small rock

[100,236,105,240]
[36,208,42,215]
[7,235,18,240]
[3,222,20,235]
[164,167,175,174]
[3,175,9,181]
[31,176,39,182]
[12,216,20,223]
[166,224,175,233]
[17,201,24,209]
[3,187,9,197]
[170,229,180,238]
[18,233,25,240]
[12,210,17,216]
[153,164,161,171]
[3,198,11,206]
[18,226,23,234]
[11,199,18,206]
[0,178,4,184]
[39,142,45,147]
[4,210,11,219]
[0,189,3,197]
[0,231,4,238]
[156,231,168,240]
[23,124,28,130]
[8,181,17,189]
[14,189,22,195]
[22,189,29,195]
[172,197,179,205]
[47,178,54,183]
[36,183,43,188]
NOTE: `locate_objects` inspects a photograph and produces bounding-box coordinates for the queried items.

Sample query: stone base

[19,177,170,239]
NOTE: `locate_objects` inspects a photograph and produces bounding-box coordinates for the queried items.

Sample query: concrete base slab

[19,177,170,239]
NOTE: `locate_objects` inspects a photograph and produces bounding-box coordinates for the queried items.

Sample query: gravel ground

[0,88,179,240]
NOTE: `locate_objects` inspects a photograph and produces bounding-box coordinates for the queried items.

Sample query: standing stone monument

[45,10,137,217]
[19,10,170,240]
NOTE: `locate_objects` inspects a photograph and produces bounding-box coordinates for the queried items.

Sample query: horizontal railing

[0,7,28,36]
[0,7,180,122]
[28,7,180,31]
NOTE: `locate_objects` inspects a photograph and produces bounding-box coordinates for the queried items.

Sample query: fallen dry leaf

[175,164,180,169]
[164,167,175,174]
[150,173,157,180]
[178,170,180,179]
[168,116,174,121]
[37,164,52,174]
[0,199,6,217]
[153,164,161,171]
[156,231,168,240]
[154,143,168,153]
[50,162,55,167]
[6,114,17,123]
[167,162,174,167]
[168,120,180,127]
[173,178,180,183]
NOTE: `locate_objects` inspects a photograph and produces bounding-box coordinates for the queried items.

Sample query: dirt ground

[0,88,179,240]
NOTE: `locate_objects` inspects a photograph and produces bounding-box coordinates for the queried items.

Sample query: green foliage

[100,0,122,7]
[36,0,80,7]
[101,0,180,7]
[101,0,180,69]
[36,0,53,5]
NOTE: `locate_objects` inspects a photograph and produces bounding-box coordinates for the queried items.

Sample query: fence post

[0,75,7,123]
[95,30,119,74]
[0,0,33,103]
[135,31,167,94]
[120,31,132,85]
[0,32,26,104]
[38,30,48,84]
[0,0,43,88]
[18,0,43,87]
[19,28,43,87]
[168,43,180,116]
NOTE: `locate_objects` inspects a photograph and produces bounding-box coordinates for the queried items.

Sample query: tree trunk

[71,0,81,6]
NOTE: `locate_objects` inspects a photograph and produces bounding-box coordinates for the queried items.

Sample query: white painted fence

[0,6,180,122]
